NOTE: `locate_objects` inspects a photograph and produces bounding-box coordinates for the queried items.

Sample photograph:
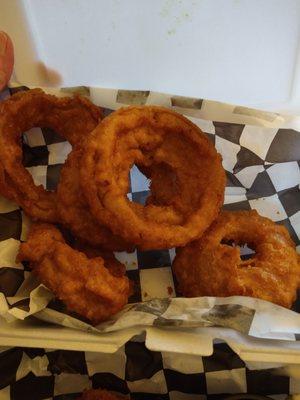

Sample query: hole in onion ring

[128,164,150,205]
[221,239,256,261]
[22,127,71,191]
[129,161,183,211]
[129,161,183,212]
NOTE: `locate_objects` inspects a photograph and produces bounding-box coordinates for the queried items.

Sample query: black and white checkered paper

[0,341,298,399]
[0,86,299,343]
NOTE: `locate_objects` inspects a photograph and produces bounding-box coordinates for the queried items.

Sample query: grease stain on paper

[160,0,195,36]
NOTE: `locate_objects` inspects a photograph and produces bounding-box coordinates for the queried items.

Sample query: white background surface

[1,0,300,113]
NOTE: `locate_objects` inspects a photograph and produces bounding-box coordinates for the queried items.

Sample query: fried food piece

[0,89,102,222]
[173,210,300,308]
[17,224,131,324]
[72,239,126,277]
[80,106,225,250]
[78,389,127,400]
[57,148,134,251]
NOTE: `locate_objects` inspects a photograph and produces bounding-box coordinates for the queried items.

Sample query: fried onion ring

[71,239,127,276]
[80,106,225,250]
[17,223,131,324]
[57,147,134,251]
[0,89,102,222]
[173,210,300,308]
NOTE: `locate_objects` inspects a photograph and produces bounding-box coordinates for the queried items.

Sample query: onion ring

[173,210,300,308]
[80,106,225,250]
[0,89,102,222]
[71,239,127,276]
[17,223,131,325]
[57,147,134,251]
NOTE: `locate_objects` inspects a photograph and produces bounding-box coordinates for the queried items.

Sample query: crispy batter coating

[17,224,131,324]
[71,239,126,277]
[0,89,102,222]
[173,210,300,308]
[80,106,225,250]
[57,147,134,251]
[78,389,127,400]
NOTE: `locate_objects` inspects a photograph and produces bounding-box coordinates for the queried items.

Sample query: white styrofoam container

[1,0,300,362]
[3,316,300,365]
[1,0,300,114]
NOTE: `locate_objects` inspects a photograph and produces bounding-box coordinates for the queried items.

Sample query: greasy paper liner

[0,85,299,344]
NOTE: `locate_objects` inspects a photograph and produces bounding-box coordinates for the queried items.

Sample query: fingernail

[0,32,8,56]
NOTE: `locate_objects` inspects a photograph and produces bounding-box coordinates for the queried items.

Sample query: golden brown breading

[71,239,126,277]
[80,106,225,250]
[173,210,300,308]
[57,147,134,251]
[17,224,131,324]
[0,89,102,222]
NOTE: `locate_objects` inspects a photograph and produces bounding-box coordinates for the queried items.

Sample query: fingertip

[0,31,14,90]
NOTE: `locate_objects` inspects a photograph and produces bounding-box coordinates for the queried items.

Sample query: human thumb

[0,31,14,91]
